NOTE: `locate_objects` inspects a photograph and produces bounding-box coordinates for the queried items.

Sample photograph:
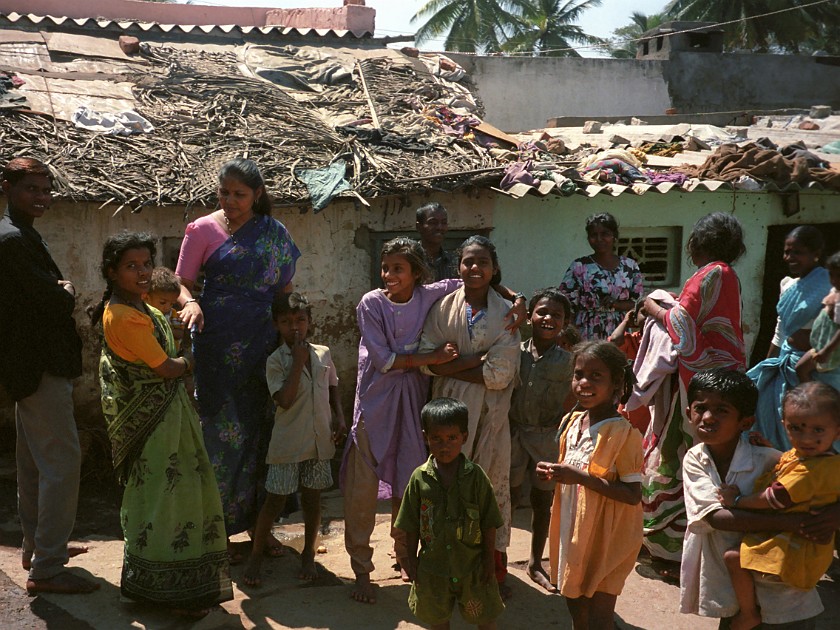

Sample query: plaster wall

[4,188,838,461]
[449,53,840,133]
[0,192,493,441]
[492,189,840,356]
[665,52,840,114]
[451,55,671,132]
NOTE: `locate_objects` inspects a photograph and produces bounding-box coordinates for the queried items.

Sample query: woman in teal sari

[748,226,831,450]
[93,232,232,616]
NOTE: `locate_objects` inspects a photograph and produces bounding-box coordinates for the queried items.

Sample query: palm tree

[412,0,525,53]
[608,11,665,58]
[664,0,837,53]
[502,0,604,57]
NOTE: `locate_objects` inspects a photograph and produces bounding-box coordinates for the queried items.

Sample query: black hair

[421,397,469,434]
[783,382,840,423]
[633,296,646,320]
[786,225,825,259]
[415,201,448,224]
[529,287,572,321]
[826,251,840,272]
[148,266,180,294]
[457,235,501,285]
[271,291,312,321]
[2,157,51,185]
[572,340,635,405]
[380,236,432,285]
[218,158,271,216]
[687,368,758,417]
[90,231,157,325]
[585,212,619,239]
[685,212,746,265]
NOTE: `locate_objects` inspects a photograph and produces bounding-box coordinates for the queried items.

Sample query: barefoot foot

[299,553,318,581]
[731,609,762,630]
[527,563,557,593]
[351,573,376,604]
[242,556,262,587]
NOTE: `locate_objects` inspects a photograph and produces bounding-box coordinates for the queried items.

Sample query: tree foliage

[412,0,603,56]
[607,11,665,58]
[663,0,840,53]
[412,0,525,53]
[502,0,604,57]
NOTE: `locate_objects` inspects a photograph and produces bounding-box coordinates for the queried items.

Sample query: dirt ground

[0,452,838,630]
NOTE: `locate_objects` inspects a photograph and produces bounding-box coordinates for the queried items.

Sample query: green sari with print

[99,305,232,609]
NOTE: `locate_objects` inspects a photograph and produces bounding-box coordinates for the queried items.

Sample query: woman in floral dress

[561,213,644,340]
[176,159,301,560]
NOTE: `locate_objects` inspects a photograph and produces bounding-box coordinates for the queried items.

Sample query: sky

[185,0,669,56]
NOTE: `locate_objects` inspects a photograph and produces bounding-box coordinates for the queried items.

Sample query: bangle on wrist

[512,292,525,303]
[183,298,198,307]
[733,494,742,507]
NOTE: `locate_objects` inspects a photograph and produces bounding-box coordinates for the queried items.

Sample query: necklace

[223,214,233,238]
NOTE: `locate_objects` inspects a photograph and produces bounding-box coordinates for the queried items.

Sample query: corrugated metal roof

[491,177,836,200]
[0,12,373,40]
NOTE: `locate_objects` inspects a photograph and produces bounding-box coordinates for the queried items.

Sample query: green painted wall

[491,189,840,356]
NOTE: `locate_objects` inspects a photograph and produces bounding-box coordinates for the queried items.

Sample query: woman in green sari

[92,232,231,616]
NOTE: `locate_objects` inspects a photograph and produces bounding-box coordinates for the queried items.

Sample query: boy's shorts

[510,424,558,492]
[409,568,504,626]
[265,459,332,496]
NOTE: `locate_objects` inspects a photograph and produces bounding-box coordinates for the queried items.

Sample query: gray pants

[16,373,81,580]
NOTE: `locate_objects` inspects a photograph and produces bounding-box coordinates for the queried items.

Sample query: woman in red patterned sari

[639,212,746,569]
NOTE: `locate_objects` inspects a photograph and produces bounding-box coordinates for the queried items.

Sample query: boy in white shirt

[680,368,839,628]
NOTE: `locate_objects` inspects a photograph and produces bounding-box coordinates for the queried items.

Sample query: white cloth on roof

[72,107,154,136]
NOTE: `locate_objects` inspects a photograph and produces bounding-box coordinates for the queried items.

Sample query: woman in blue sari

[748,225,831,450]
[176,159,301,561]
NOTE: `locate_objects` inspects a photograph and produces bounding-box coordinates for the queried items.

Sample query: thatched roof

[0,20,502,213]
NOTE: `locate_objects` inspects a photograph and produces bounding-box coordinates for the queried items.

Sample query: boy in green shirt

[395,398,504,629]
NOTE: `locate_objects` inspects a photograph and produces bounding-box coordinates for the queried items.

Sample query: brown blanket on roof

[678,142,840,191]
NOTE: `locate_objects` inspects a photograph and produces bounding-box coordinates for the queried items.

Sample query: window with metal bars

[617,227,682,288]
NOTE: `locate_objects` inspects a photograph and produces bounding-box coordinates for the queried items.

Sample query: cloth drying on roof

[819,141,840,155]
[755,137,828,168]
[500,161,537,190]
[72,107,154,136]
[427,106,480,137]
[779,142,828,169]
[638,142,683,157]
[0,72,27,110]
[677,142,840,191]
[646,171,689,186]
[578,148,644,170]
[296,160,350,212]
[676,143,811,188]
[581,158,650,185]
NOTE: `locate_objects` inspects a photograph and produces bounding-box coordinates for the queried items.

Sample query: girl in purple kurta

[342,237,525,604]
[342,237,460,603]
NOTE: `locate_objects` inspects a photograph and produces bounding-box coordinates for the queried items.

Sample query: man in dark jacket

[0,157,97,594]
